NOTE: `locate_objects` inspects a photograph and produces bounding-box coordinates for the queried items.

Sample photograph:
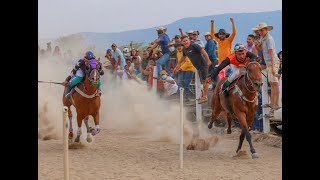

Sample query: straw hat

[156,26,167,31]
[252,25,259,32]
[186,30,194,34]
[204,32,212,37]
[256,22,273,31]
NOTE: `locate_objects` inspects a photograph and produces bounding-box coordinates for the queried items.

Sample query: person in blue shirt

[150,28,171,77]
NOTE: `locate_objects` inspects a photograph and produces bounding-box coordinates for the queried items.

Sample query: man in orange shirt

[211,18,236,79]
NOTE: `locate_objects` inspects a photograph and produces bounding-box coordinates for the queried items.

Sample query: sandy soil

[38,57,281,180]
[39,128,281,180]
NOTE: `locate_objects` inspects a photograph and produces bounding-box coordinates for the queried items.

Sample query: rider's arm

[211,58,230,77]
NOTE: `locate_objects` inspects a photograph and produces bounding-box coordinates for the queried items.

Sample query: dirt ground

[39,127,281,180]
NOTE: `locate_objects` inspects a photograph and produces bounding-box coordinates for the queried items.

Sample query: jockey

[210,43,259,96]
[63,51,104,99]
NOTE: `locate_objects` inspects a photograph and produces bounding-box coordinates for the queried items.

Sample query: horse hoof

[75,136,80,143]
[69,132,73,138]
[87,134,92,143]
[227,129,232,134]
[251,153,259,159]
[208,121,213,129]
[90,129,97,136]
[68,138,73,143]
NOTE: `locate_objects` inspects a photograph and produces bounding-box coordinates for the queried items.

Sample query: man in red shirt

[210,43,259,96]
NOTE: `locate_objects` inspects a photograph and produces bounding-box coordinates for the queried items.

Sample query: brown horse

[63,58,101,143]
[208,61,262,158]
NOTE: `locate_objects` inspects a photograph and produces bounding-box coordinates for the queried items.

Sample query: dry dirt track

[39,127,281,180]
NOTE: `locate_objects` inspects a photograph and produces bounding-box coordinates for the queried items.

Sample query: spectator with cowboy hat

[150,27,171,77]
[210,18,237,79]
[179,28,194,40]
[255,23,281,118]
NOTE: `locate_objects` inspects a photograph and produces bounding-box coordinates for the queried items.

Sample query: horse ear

[97,57,100,62]
[84,58,89,64]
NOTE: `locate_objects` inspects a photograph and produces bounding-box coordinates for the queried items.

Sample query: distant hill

[79,10,282,52]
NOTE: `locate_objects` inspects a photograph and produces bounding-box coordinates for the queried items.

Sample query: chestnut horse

[208,61,262,158]
[62,58,101,143]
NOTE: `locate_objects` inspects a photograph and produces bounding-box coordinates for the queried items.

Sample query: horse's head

[246,61,263,91]
[84,58,101,86]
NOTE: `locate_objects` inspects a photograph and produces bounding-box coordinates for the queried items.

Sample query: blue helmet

[234,43,245,52]
[85,51,95,60]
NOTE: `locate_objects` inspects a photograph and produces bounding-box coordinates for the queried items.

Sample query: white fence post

[195,71,202,122]
[261,70,270,133]
[63,106,69,180]
[152,67,158,95]
[179,87,184,169]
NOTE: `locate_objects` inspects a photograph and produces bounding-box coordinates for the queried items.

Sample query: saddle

[220,73,245,116]
[222,73,245,94]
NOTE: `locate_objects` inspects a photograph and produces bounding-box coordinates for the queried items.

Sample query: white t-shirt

[163,76,178,96]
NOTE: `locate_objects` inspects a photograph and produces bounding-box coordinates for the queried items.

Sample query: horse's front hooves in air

[251,153,259,159]
[208,121,213,129]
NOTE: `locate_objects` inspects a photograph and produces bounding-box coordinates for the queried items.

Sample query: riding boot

[65,85,72,99]
[96,80,102,96]
[222,79,231,97]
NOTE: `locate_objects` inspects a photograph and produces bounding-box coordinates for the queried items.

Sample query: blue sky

[38,0,282,39]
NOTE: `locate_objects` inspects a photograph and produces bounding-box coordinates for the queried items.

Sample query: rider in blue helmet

[63,51,104,99]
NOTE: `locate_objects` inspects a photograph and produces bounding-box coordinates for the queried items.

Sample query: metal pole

[152,68,158,95]
[261,70,270,133]
[195,71,202,122]
[63,106,69,180]
[179,87,184,169]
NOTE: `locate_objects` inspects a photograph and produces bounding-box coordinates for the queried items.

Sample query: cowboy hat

[214,29,230,38]
[204,32,212,37]
[252,25,259,32]
[256,22,273,31]
[186,30,193,34]
[157,26,167,31]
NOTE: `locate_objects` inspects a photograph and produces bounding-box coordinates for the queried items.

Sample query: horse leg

[244,126,258,158]
[226,113,233,134]
[208,105,222,129]
[91,113,100,136]
[246,114,258,158]
[236,129,245,153]
[236,111,258,158]
[83,116,93,143]
[68,108,73,143]
[208,90,222,129]
[74,115,84,143]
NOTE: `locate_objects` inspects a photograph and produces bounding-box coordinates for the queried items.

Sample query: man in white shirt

[159,70,178,97]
